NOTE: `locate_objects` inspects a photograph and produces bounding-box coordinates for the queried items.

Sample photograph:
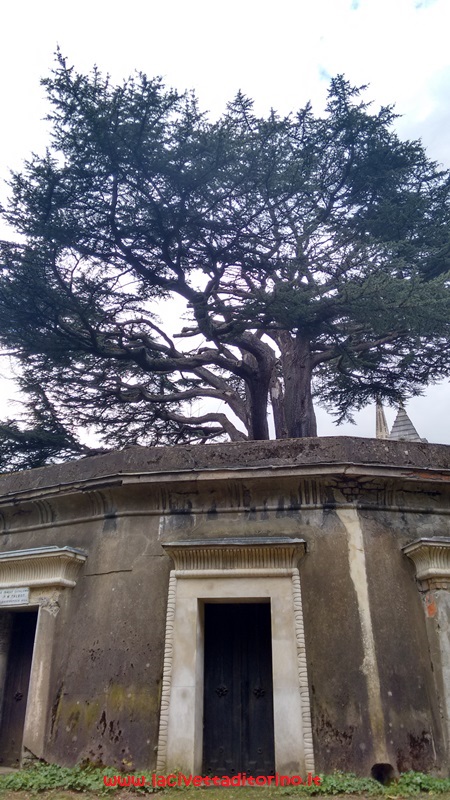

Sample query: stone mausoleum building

[1,435,450,777]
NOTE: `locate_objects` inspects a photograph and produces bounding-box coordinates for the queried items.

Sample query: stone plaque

[0,587,29,606]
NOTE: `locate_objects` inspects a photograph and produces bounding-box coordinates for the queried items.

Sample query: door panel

[0,611,38,767]
[203,603,275,776]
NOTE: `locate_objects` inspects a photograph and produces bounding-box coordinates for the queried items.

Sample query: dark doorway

[203,602,275,776]
[0,611,38,767]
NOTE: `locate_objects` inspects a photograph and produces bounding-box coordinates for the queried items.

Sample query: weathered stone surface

[0,437,449,775]
[0,437,450,498]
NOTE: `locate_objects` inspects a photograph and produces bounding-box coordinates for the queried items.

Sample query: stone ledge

[0,546,87,590]
[1,436,450,498]
[403,538,450,588]
[163,537,306,571]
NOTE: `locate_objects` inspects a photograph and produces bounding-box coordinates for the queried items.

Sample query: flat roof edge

[1,458,450,505]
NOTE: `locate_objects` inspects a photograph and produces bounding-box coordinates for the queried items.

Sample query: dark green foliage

[1,55,450,468]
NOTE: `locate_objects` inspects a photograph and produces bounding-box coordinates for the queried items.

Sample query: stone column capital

[403,538,450,590]
[0,546,87,592]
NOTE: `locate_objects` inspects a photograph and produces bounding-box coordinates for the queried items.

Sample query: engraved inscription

[0,588,30,606]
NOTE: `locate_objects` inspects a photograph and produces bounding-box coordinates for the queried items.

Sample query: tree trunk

[270,372,288,439]
[246,377,270,439]
[276,331,317,438]
[240,337,275,441]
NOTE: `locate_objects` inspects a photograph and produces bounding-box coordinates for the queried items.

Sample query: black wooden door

[203,603,275,776]
[0,611,38,767]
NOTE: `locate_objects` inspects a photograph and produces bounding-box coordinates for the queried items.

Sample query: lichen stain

[315,712,356,770]
[102,514,117,533]
[66,709,81,733]
[89,647,103,663]
[242,488,251,508]
[85,700,103,728]
[50,683,64,739]
[396,730,434,772]
[108,719,122,743]
[289,493,300,512]
[52,687,155,750]
[97,710,107,736]
[276,497,285,517]
[57,699,102,735]
[316,713,355,750]
[104,683,158,715]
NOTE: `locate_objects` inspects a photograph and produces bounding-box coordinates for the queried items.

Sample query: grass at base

[2,767,450,799]
[3,793,450,800]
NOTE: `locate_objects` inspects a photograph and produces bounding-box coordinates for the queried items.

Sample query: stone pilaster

[0,547,87,763]
[403,538,450,756]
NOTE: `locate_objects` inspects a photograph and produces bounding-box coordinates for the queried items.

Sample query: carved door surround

[403,538,450,758]
[0,546,86,763]
[157,537,314,776]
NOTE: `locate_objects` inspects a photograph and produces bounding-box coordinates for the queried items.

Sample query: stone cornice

[403,538,450,589]
[1,436,450,505]
[0,463,450,529]
[0,546,87,589]
[0,463,450,511]
[162,537,306,571]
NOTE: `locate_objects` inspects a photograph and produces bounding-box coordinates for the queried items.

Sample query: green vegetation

[1,54,450,468]
[2,764,450,797]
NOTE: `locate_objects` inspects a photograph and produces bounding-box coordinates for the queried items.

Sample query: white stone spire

[375,398,389,439]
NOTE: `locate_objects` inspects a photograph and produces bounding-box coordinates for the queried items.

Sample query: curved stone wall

[0,437,448,775]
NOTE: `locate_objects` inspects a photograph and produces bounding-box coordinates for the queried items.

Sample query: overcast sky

[1,0,449,444]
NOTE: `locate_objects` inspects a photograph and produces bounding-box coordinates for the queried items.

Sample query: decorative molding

[157,538,313,774]
[174,568,297,579]
[0,546,87,591]
[403,538,450,589]
[163,538,306,571]
[87,490,108,518]
[300,478,322,507]
[292,568,315,773]
[156,572,177,773]
[33,499,54,526]
[30,590,61,616]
